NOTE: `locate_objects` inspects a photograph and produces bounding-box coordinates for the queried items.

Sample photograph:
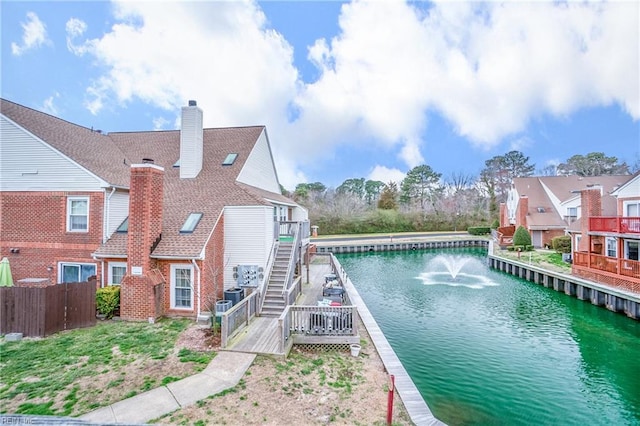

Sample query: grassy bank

[0,319,215,417]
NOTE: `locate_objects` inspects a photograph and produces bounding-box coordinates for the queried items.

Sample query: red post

[387,374,395,425]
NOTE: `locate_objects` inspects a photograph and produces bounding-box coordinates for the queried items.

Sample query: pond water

[337,248,640,426]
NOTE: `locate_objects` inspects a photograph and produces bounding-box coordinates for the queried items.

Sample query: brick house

[1,98,309,322]
[498,175,629,248]
[569,173,640,294]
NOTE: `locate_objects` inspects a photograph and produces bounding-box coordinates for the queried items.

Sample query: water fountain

[416,254,499,289]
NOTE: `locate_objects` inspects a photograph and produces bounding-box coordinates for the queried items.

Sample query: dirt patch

[154,322,413,425]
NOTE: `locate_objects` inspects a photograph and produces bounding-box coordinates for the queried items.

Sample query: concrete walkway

[79,351,255,425]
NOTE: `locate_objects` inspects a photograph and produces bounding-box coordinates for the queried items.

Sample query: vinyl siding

[223,206,274,290]
[236,130,280,193]
[0,115,105,191]
[106,190,129,238]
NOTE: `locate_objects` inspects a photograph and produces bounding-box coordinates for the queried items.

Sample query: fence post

[387,374,395,425]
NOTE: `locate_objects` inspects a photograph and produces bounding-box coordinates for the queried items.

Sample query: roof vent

[188,100,197,107]
[142,158,154,164]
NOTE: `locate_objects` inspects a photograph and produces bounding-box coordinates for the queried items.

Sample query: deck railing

[573,251,640,278]
[279,305,358,352]
[281,222,301,300]
[589,216,640,234]
[220,291,259,348]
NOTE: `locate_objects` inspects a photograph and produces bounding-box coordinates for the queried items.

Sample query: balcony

[589,217,640,235]
[573,252,640,278]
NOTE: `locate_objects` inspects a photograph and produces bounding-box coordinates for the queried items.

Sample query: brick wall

[121,164,165,321]
[516,196,528,229]
[579,189,602,253]
[499,203,507,227]
[0,191,104,283]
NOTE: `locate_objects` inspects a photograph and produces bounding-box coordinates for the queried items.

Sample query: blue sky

[2,1,639,190]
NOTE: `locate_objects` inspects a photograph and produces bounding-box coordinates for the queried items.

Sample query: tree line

[283,151,635,235]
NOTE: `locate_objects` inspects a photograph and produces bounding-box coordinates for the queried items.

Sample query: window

[116,217,128,233]
[171,265,193,309]
[625,201,640,217]
[222,153,238,166]
[606,237,617,258]
[566,207,577,217]
[180,213,203,233]
[575,235,582,251]
[60,263,96,283]
[625,240,639,261]
[109,262,127,285]
[67,197,89,232]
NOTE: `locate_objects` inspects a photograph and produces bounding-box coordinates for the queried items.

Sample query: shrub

[512,226,532,247]
[467,226,490,235]
[551,235,572,253]
[96,286,120,318]
[490,219,500,230]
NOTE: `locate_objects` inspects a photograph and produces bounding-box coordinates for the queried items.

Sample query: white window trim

[605,237,617,258]
[67,196,89,233]
[623,200,640,217]
[108,262,127,285]
[59,262,96,283]
[170,264,194,310]
[624,239,639,261]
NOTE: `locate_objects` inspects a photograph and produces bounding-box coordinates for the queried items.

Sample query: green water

[337,248,640,426]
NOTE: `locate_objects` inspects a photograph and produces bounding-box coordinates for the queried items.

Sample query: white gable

[0,115,106,191]
[236,129,280,194]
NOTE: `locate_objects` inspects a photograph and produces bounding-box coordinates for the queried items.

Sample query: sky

[2,0,639,190]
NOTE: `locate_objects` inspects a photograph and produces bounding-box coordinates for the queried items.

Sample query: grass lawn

[495,248,572,273]
[0,318,215,418]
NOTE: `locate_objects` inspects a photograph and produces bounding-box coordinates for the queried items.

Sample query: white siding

[615,175,640,199]
[105,190,129,238]
[236,130,280,193]
[223,206,275,290]
[0,115,105,191]
[540,180,563,217]
[179,105,203,179]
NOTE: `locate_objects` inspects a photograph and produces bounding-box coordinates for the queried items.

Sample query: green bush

[96,286,120,318]
[467,226,490,235]
[513,226,532,247]
[551,235,572,253]
[490,219,500,230]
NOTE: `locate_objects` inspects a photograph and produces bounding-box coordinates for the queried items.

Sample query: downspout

[192,259,201,318]
[101,260,105,288]
[104,187,116,243]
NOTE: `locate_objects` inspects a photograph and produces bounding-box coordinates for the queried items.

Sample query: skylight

[180,213,203,233]
[222,153,238,166]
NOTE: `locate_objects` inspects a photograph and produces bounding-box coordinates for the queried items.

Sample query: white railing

[220,291,259,348]
[281,223,301,299]
[279,305,358,352]
[258,242,278,314]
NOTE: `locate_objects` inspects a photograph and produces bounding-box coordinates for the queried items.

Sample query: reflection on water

[337,248,640,426]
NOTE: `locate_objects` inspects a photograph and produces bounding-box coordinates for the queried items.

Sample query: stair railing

[258,240,278,315]
[280,223,301,303]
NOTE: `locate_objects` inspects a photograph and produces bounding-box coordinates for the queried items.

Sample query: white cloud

[11,12,50,56]
[41,93,60,115]
[152,116,170,131]
[367,165,406,185]
[70,0,638,188]
[66,18,90,55]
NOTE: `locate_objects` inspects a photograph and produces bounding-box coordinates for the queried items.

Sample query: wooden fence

[0,282,96,337]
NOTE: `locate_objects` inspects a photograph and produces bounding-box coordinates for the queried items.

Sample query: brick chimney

[517,195,528,228]
[499,202,507,227]
[180,100,203,179]
[579,188,602,252]
[120,162,165,321]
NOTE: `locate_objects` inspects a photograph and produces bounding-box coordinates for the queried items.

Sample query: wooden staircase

[260,242,294,317]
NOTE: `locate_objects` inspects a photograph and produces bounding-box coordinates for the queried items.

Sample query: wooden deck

[224,258,334,357]
[224,316,284,356]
